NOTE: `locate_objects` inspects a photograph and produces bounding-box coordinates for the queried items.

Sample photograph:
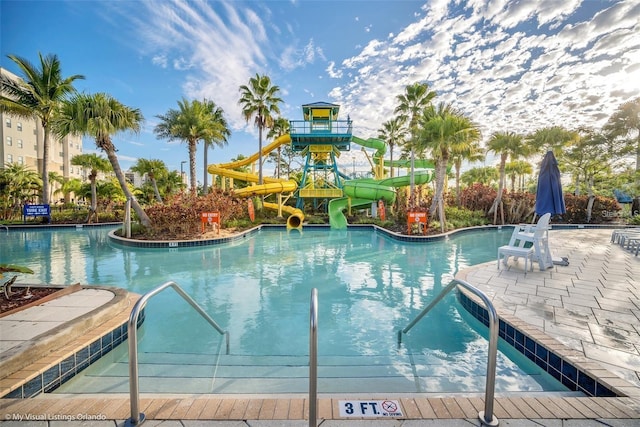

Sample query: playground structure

[208,102,434,230]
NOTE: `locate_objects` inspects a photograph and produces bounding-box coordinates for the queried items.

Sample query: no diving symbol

[382,400,398,413]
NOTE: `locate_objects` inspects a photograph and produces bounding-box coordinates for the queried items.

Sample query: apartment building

[1,67,86,201]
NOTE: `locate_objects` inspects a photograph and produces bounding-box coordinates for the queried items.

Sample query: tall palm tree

[394,82,437,206]
[201,102,230,194]
[54,92,151,227]
[0,53,84,205]
[238,73,283,185]
[71,153,112,223]
[155,98,227,196]
[527,126,577,155]
[486,131,526,224]
[419,102,480,232]
[131,158,168,203]
[378,116,408,178]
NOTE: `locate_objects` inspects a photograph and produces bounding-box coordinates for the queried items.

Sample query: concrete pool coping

[0,227,639,425]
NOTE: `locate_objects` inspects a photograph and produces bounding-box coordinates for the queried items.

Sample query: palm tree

[527,126,577,155]
[461,166,499,187]
[47,171,64,205]
[394,82,437,206]
[71,153,112,223]
[58,177,82,204]
[0,53,84,205]
[486,131,526,224]
[158,170,185,197]
[419,102,480,232]
[238,73,283,185]
[378,116,408,178]
[505,160,533,192]
[0,163,41,220]
[131,158,168,203]
[155,98,228,196]
[54,92,151,227]
[201,102,230,194]
[450,135,483,205]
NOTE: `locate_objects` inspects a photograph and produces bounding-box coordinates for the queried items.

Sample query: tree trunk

[189,140,197,196]
[151,178,162,203]
[490,157,507,224]
[41,125,50,205]
[87,174,98,224]
[203,143,209,194]
[104,146,151,227]
[429,160,440,214]
[586,176,594,223]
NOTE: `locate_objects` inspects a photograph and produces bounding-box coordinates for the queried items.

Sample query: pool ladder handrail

[309,288,318,427]
[397,278,500,427]
[125,280,230,427]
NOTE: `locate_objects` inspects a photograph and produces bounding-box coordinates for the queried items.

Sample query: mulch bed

[0,287,61,314]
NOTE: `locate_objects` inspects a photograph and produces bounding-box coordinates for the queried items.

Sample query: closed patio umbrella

[535,150,568,265]
[535,150,565,216]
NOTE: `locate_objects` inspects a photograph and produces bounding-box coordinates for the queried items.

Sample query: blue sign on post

[23,204,51,222]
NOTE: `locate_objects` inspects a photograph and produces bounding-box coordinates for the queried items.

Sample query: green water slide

[328,171,433,229]
[351,135,386,157]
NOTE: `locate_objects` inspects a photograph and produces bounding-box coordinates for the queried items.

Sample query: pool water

[1,226,569,394]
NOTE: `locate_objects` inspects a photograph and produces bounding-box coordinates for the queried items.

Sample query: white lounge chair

[498,213,552,272]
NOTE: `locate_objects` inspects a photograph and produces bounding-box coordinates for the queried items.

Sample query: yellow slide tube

[208,134,304,229]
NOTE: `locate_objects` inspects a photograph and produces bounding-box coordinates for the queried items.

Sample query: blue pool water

[1,226,569,394]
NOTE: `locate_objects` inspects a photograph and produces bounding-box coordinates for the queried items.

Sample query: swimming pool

[2,226,569,394]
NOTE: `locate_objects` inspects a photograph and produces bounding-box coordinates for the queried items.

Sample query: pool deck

[1,228,639,426]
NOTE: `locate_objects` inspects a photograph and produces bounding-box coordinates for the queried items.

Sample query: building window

[17,156,24,165]
[60,165,64,171]
[5,118,10,128]
[34,145,38,151]
[17,139,23,148]
[6,136,11,146]
[59,151,64,158]
[69,142,73,147]
[16,122,22,131]
[7,154,12,163]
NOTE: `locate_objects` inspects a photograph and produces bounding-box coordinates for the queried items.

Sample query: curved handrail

[309,288,318,427]
[125,281,230,427]
[397,279,500,427]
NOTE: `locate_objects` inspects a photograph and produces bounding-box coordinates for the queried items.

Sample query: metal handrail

[308,288,318,427]
[397,279,500,427]
[125,281,230,427]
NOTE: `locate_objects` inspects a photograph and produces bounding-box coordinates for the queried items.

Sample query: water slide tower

[289,102,352,210]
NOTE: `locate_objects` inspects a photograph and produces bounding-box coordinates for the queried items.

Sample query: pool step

[53,346,563,394]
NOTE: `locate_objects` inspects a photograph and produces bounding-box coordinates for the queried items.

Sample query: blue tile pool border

[2,309,145,399]
[457,290,619,398]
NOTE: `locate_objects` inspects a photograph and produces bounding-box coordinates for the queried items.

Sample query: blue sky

[2,0,639,183]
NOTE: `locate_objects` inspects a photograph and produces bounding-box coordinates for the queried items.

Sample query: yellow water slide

[207,134,304,229]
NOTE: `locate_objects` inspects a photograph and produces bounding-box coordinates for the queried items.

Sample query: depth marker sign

[338,400,403,417]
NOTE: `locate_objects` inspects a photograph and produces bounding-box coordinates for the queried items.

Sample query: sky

[2,0,639,184]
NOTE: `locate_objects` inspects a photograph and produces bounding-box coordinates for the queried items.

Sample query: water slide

[328,173,433,229]
[329,135,433,229]
[207,134,305,228]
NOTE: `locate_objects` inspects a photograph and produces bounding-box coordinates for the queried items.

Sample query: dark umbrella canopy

[535,150,566,216]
